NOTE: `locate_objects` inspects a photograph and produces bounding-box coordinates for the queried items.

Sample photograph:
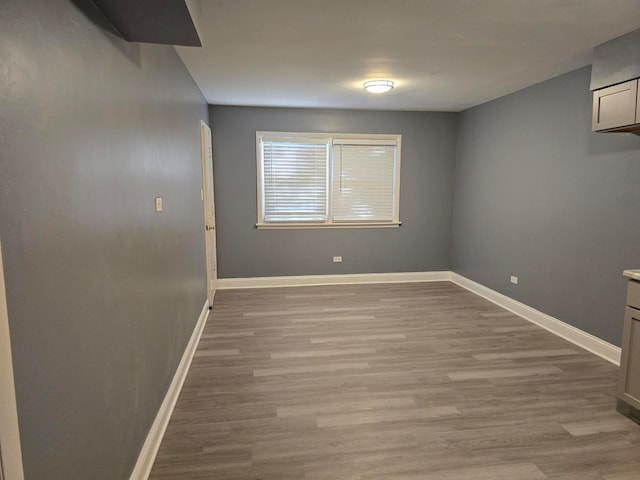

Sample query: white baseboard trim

[450,273,621,366]
[129,300,210,480]
[217,271,451,289]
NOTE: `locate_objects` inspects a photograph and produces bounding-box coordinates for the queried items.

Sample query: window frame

[256,131,402,229]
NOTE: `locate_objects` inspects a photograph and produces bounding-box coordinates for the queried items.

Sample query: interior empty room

[2,1,640,479]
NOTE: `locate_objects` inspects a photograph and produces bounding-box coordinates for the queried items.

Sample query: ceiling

[176,0,640,112]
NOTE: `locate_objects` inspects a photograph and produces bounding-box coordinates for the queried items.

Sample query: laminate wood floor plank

[473,348,580,360]
[372,461,549,480]
[270,346,377,359]
[277,396,416,418]
[149,281,640,480]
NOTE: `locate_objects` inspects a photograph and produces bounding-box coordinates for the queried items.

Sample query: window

[256,132,401,228]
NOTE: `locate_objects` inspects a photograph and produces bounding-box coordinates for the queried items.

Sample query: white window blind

[261,137,329,222]
[257,132,401,228]
[332,142,397,222]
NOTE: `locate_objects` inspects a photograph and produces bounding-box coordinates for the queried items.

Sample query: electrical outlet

[510,275,518,285]
[154,197,163,212]
[333,256,342,263]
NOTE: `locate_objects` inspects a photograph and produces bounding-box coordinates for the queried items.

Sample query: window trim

[256,131,402,229]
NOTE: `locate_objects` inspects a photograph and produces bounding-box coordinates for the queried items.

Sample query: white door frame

[0,238,25,480]
[200,121,218,306]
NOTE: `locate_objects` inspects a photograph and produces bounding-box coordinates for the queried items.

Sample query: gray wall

[452,66,640,346]
[0,1,208,479]
[209,106,458,278]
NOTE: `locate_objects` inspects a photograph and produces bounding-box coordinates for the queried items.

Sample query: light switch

[155,197,163,212]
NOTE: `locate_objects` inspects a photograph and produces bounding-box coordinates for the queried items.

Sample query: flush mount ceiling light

[363,80,394,94]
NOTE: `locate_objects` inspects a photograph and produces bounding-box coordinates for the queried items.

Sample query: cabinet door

[618,306,640,409]
[592,79,638,131]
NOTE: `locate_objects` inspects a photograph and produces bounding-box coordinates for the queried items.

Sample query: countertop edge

[623,270,640,281]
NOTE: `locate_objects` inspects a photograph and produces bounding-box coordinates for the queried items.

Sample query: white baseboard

[129,300,210,480]
[217,271,450,289]
[451,273,621,366]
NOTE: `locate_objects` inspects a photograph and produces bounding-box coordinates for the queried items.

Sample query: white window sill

[256,222,402,230]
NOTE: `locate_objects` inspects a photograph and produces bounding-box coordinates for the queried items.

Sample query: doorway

[0,238,24,480]
[200,121,218,307]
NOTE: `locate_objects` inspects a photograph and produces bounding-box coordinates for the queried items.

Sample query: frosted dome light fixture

[363,80,394,94]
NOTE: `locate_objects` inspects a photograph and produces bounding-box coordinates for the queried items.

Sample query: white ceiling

[176,0,640,112]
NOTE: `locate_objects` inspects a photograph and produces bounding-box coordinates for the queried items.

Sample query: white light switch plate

[155,197,163,212]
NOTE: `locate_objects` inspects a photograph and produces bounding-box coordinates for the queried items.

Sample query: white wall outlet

[155,197,163,212]
[333,256,342,263]
[510,275,518,285]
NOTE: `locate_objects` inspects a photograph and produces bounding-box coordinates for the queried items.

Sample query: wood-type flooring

[149,281,640,479]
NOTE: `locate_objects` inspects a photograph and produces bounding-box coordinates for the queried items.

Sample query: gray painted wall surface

[209,106,458,278]
[452,66,640,346]
[0,1,208,479]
